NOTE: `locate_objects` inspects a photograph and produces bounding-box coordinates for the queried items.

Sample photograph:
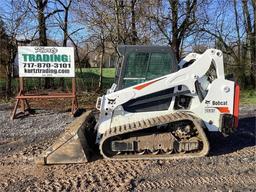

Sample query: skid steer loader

[37,45,240,165]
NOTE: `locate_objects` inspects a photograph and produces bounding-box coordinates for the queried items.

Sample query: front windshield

[122,52,174,89]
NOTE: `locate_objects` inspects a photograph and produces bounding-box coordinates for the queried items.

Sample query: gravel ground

[0,104,255,192]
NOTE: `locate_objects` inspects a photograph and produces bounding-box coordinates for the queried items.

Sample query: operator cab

[115,45,178,90]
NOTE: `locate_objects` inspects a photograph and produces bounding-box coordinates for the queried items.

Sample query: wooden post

[11,78,25,119]
[19,77,25,113]
[11,93,20,120]
[71,77,78,114]
[11,77,78,119]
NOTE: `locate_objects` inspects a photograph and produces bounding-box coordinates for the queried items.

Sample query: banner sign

[18,46,75,77]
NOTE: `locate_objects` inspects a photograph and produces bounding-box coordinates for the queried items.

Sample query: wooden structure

[11,77,78,120]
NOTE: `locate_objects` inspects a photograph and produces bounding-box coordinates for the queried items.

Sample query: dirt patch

[0,104,255,191]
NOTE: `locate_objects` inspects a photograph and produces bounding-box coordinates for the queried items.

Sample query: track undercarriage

[100,112,209,160]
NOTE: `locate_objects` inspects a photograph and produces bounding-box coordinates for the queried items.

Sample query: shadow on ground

[209,116,256,156]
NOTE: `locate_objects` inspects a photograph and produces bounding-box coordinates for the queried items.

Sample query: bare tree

[233,0,241,65]
[130,0,138,44]
[0,19,13,98]
[32,0,63,89]
[98,30,105,90]
[75,0,149,48]
[195,0,255,88]
[0,0,30,98]
[148,0,198,60]
[242,0,256,88]
[55,0,73,89]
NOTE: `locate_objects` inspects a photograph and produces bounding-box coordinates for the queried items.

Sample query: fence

[0,68,115,97]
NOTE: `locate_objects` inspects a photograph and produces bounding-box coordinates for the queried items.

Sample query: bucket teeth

[36,110,95,165]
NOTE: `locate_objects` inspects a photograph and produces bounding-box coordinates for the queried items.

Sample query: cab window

[146,53,172,80]
[123,52,149,88]
[122,52,175,88]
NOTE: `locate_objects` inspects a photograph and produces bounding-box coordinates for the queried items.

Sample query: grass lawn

[75,68,115,90]
[240,90,256,105]
[77,68,115,78]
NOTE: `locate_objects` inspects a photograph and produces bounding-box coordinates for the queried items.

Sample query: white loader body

[96,49,239,143]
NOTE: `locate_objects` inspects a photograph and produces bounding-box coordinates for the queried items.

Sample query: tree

[130,0,139,44]
[148,0,198,60]
[0,0,29,98]
[242,0,256,88]
[194,0,255,88]
[75,0,149,48]
[113,0,139,45]
[0,19,10,97]
[56,0,73,89]
[33,0,63,89]
[198,1,241,66]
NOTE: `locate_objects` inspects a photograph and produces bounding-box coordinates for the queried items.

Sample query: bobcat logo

[107,98,116,105]
[205,100,211,105]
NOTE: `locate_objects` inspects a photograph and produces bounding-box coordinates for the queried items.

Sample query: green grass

[76,68,115,91]
[240,90,256,105]
[77,68,115,78]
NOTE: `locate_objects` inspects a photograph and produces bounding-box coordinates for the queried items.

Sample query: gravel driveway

[0,104,255,191]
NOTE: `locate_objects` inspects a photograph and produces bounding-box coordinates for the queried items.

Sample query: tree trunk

[98,50,104,90]
[170,1,181,60]
[98,38,105,90]
[5,39,17,99]
[5,70,12,99]
[131,0,138,44]
[242,0,255,88]
[114,0,121,44]
[37,0,47,46]
[36,0,53,89]
[233,0,245,86]
[252,0,256,87]
[59,3,70,90]
[120,0,127,44]
[233,0,241,63]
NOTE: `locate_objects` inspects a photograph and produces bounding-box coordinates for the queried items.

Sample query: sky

[0,0,252,51]
[0,0,88,45]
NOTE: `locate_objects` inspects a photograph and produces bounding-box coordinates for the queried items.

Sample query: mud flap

[36,110,95,165]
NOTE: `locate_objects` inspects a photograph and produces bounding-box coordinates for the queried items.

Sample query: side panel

[191,79,235,131]
[122,87,174,112]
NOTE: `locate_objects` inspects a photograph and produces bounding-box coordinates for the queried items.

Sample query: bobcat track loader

[37,45,240,165]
